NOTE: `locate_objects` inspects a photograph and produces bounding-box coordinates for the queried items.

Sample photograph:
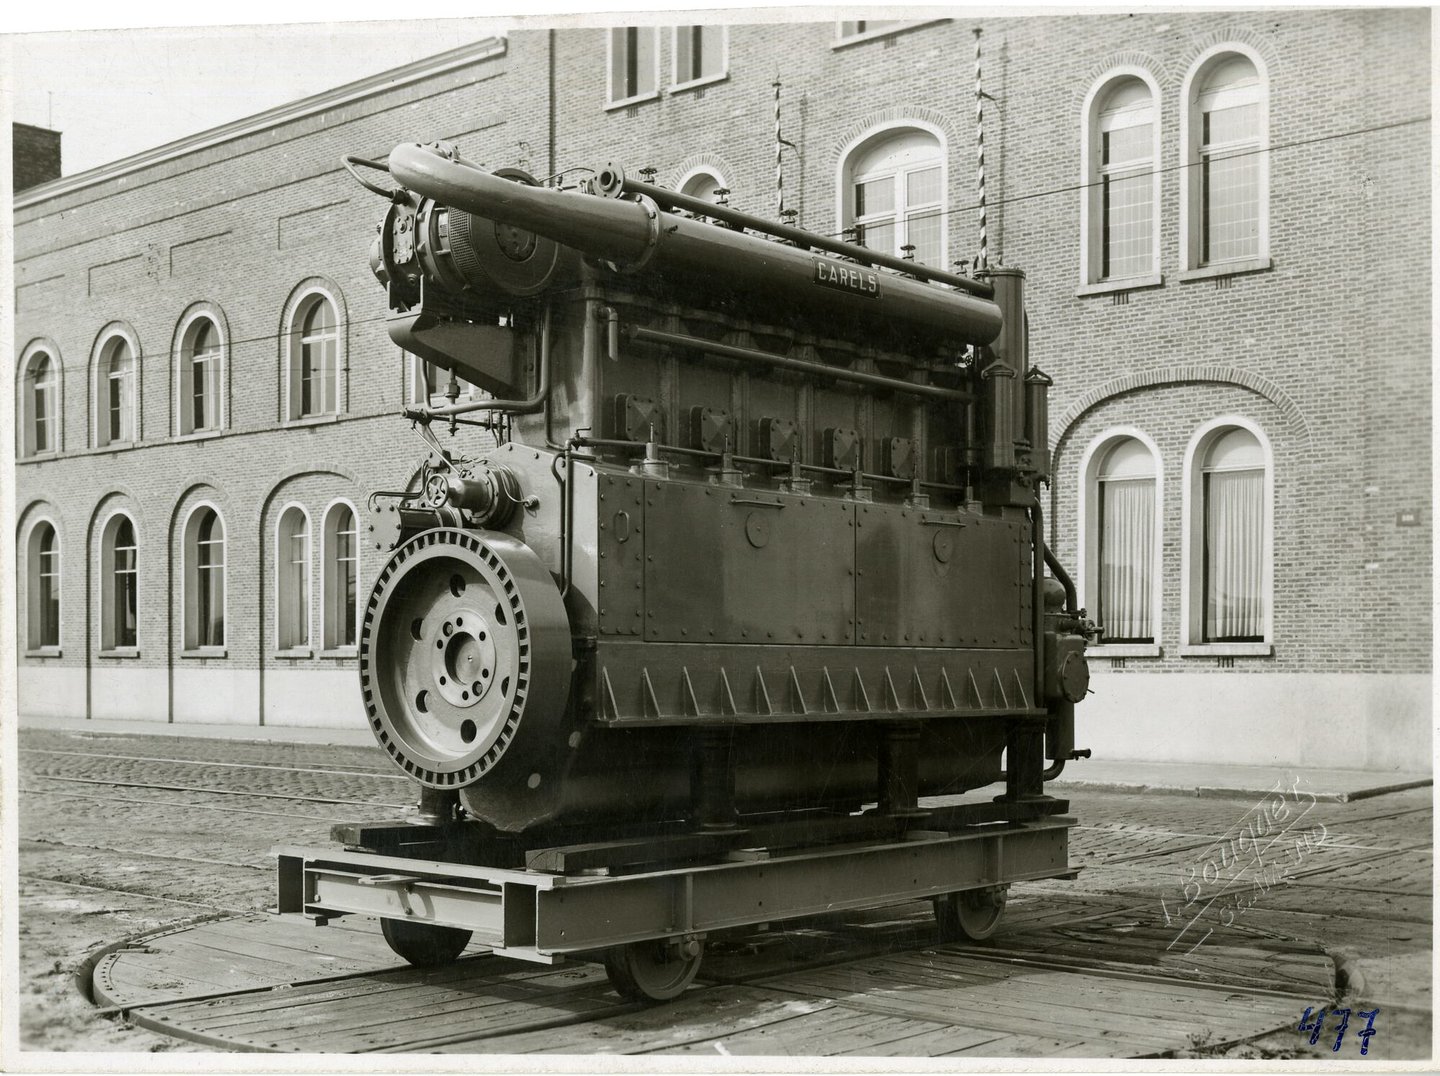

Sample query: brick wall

[13,14,1430,731]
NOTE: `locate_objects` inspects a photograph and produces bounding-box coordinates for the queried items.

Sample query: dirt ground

[10,727,1433,1059]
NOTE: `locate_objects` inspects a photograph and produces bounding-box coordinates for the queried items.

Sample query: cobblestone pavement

[11,727,1433,1059]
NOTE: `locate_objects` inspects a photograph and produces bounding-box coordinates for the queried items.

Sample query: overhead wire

[16,112,1430,383]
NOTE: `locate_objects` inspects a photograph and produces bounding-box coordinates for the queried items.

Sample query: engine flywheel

[359,528,571,787]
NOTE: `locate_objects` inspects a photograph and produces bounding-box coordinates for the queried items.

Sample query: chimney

[14,123,62,191]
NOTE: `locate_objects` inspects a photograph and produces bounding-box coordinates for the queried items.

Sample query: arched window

[841,127,945,266]
[276,506,311,651]
[21,347,58,457]
[178,313,224,435]
[26,520,61,651]
[1081,432,1161,648]
[678,169,727,204]
[184,506,226,650]
[1200,429,1265,641]
[1183,420,1272,651]
[1182,49,1268,270]
[323,501,359,650]
[93,329,138,448]
[1081,73,1159,286]
[285,288,341,420]
[100,513,138,651]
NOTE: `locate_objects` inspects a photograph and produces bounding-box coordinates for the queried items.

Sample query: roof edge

[14,35,507,211]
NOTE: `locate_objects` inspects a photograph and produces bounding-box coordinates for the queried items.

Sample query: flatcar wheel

[604,940,704,1002]
[934,885,1008,942]
[381,918,473,967]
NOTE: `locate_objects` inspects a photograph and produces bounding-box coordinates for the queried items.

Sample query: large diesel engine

[349,142,1093,840]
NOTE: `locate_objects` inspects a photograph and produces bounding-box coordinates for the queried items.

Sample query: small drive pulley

[359,528,571,788]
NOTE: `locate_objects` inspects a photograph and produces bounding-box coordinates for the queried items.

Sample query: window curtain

[1205,468,1264,639]
[1099,478,1154,641]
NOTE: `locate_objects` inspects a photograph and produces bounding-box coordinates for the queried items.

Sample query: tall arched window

[1081,73,1159,286]
[100,513,139,651]
[21,348,58,457]
[1182,49,1268,271]
[1081,432,1161,648]
[841,127,945,266]
[277,506,311,650]
[184,506,226,650]
[1183,419,1272,652]
[26,520,61,651]
[323,501,359,651]
[1096,440,1157,643]
[178,312,224,435]
[94,330,138,448]
[1200,429,1265,641]
[285,288,342,421]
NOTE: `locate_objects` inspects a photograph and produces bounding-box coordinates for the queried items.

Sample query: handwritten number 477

[1299,1007,1379,1054]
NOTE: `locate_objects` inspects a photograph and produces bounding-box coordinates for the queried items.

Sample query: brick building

[12,13,1431,768]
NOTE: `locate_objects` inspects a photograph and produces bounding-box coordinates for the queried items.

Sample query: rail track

[17,730,1430,1057]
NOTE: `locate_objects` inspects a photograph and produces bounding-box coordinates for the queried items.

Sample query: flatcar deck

[84,890,1336,1056]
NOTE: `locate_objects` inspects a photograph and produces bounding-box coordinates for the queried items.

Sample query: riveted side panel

[856,507,1028,649]
[596,472,646,638]
[642,481,854,645]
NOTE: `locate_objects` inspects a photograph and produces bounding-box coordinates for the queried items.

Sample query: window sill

[669,73,728,95]
[175,428,224,443]
[605,91,660,112]
[832,19,948,49]
[285,413,343,428]
[181,647,228,659]
[274,647,314,660]
[94,439,139,453]
[1076,273,1164,298]
[19,451,61,464]
[319,647,358,659]
[1180,643,1273,658]
[98,647,140,659]
[25,647,62,659]
[1090,643,1162,658]
[1178,257,1272,283]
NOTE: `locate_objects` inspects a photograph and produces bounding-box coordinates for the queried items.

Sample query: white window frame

[175,307,227,437]
[833,19,946,47]
[1078,68,1162,294]
[1076,428,1164,657]
[181,501,228,654]
[97,509,140,655]
[18,340,61,458]
[282,284,345,422]
[1180,416,1274,656]
[322,498,361,654]
[1179,45,1271,278]
[92,324,140,449]
[275,503,313,654]
[24,516,62,654]
[606,27,661,108]
[836,120,948,269]
[670,25,728,92]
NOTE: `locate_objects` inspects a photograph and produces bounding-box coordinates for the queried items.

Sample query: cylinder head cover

[377,168,569,300]
[359,528,571,788]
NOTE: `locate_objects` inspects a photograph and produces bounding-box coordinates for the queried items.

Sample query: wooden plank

[429,985,833,1054]
[660,1005,968,1056]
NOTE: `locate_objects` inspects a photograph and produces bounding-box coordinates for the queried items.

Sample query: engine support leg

[691,728,738,831]
[878,721,925,817]
[416,786,460,825]
[1000,722,1051,803]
